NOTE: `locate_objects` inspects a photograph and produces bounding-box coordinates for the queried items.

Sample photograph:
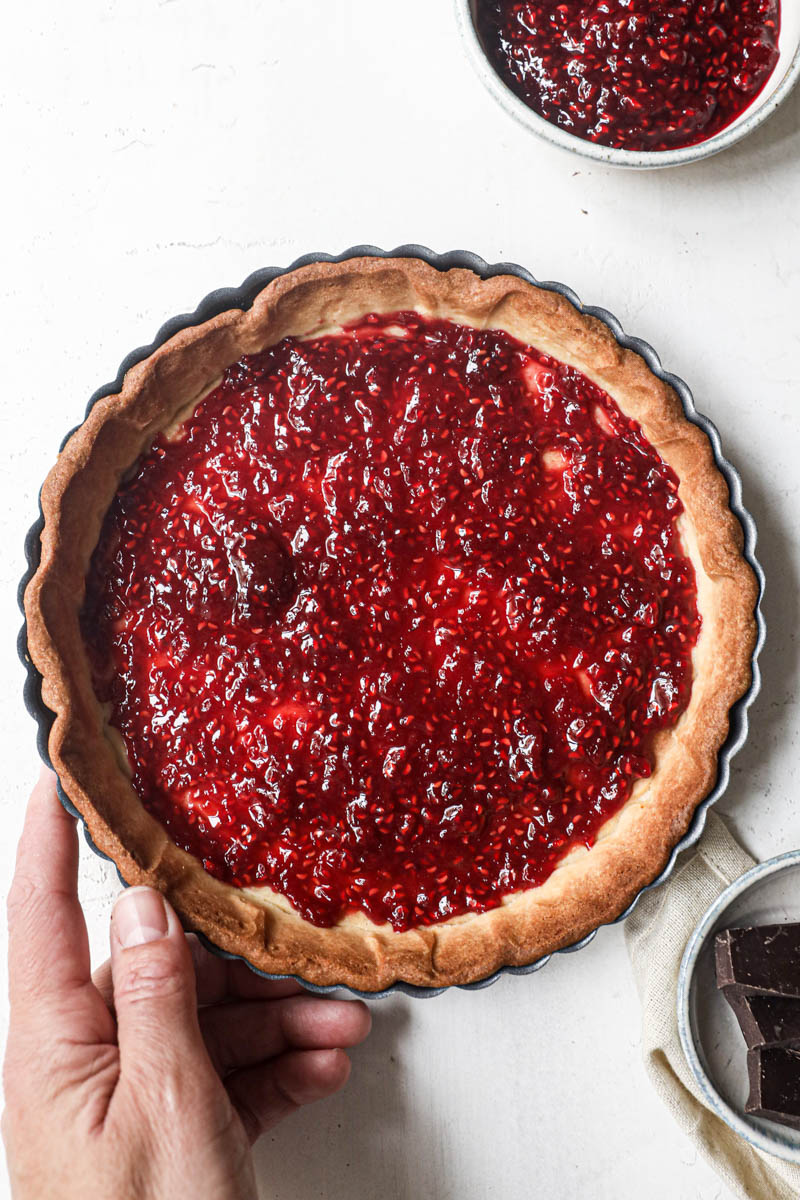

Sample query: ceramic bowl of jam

[456,0,800,168]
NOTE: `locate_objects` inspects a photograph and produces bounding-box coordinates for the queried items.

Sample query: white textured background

[2,3,799,1198]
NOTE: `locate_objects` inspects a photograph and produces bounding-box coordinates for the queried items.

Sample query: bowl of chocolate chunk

[678,850,800,1162]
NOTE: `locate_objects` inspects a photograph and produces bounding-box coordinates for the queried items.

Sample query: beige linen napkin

[625,811,800,1200]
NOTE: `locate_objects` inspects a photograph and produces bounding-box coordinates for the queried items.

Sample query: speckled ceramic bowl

[455,0,800,169]
[678,851,800,1163]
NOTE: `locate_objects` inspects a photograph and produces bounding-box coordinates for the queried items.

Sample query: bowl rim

[678,850,800,1163]
[454,0,800,169]
[19,243,765,998]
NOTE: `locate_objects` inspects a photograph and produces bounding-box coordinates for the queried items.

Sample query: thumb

[111,886,209,1085]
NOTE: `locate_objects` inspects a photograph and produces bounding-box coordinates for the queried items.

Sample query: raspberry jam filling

[475,0,780,152]
[84,312,700,931]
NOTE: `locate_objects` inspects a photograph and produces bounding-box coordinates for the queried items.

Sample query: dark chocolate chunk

[715,925,800,997]
[724,990,800,1049]
[746,1046,800,1130]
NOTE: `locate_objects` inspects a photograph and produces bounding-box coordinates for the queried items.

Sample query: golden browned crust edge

[25,256,759,990]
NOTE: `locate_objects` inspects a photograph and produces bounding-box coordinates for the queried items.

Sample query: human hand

[3,770,371,1199]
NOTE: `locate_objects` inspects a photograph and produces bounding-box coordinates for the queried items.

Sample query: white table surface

[2,3,799,1197]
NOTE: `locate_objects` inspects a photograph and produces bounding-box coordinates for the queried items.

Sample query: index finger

[7,768,92,1015]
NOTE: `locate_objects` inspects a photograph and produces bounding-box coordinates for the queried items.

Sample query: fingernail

[113,887,170,949]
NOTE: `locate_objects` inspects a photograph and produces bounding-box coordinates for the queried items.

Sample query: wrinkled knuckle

[115,941,188,1005]
[51,1040,119,1096]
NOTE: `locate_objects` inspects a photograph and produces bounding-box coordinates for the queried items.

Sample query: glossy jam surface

[475,0,780,151]
[84,312,699,930]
